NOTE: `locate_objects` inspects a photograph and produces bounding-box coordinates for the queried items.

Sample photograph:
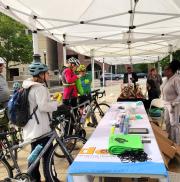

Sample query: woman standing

[161,60,180,145]
[61,57,80,107]
[147,68,162,98]
[22,62,58,181]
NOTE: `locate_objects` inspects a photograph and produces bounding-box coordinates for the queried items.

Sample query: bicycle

[0,115,86,182]
[53,101,91,138]
[0,107,23,160]
[90,89,110,122]
[67,89,110,130]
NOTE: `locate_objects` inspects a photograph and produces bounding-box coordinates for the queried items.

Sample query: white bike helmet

[67,57,80,66]
[0,57,5,64]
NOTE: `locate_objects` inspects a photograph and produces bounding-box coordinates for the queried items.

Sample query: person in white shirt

[0,57,10,108]
[161,60,180,145]
[22,61,58,181]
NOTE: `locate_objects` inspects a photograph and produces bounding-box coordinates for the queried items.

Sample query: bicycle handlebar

[91,89,106,99]
[90,89,100,94]
[0,130,17,139]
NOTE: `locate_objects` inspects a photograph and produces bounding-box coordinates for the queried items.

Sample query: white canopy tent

[1,0,180,65]
[97,55,163,65]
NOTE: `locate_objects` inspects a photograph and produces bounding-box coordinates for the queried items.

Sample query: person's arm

[133,72,138,82]
[35,86,58,113]
[123,73,127,83]
[159,75,163,85]
[64,69,78,83]
[172,76,180,104]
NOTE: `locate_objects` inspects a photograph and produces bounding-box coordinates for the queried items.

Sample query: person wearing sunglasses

[0,57,10,108]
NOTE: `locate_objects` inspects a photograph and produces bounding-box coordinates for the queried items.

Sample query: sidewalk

[6,80,180,182]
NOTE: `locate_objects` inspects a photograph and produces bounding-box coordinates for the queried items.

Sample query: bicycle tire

[44,136,86,181]
[93,103,110,121]
[54,135,86,158]
[0,158,13,180]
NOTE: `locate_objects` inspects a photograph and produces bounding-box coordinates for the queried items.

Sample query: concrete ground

[2,79,180,182]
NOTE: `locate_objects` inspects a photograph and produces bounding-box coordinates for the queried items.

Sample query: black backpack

[8,87,39,127]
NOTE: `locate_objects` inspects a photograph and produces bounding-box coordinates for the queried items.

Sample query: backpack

[8,87,39,127]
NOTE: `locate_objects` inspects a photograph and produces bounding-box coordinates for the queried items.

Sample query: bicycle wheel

[93,103,110,121]
[55,136,86,158]
[44,136,86,182]
[0,158,13,181]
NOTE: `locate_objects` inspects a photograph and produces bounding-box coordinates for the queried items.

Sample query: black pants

[63,98,77,135]
[78,94,91,106]
[28,136,53,182]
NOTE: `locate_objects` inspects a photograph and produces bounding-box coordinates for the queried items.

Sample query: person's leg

[28,141,41,182]
[41,137,54,181]
[68,97,78,135]
[164,107,171,139]
[172,105,180,145]
[63,97,78,135]
[63,99,70,106]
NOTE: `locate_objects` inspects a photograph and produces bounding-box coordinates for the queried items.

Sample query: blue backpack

[8,88,38,127]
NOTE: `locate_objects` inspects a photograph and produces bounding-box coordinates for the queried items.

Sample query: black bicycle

[0,116,86,182]
[0,107,23,160]
[90,89,110,121]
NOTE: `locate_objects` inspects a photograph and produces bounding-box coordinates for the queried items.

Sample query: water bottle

[119,115,124,133]
[123,115,129,134]
[80,108,87,124]
[27,144,43,164]
[85,105,91,118]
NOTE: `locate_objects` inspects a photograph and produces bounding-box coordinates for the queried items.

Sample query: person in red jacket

[61,57,80,107]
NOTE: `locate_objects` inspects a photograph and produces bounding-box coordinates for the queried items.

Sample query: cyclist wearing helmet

[77,64,92,102]
[22,61,58,182]
[0,57,10,108]
[77,64,96,127]
[61,57,80,107]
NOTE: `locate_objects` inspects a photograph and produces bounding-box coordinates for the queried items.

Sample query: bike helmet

[13,82,21,90]
[77,64,86,72]
[67,57,80,66]
[0,57,5,64]
[29,62,48,76]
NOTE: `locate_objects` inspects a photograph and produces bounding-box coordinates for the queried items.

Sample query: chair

[148,98,164,128]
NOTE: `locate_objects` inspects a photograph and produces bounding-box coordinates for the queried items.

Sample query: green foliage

[0,13,33,69]
[159,49,180,69]
[159,56,170,69]
[173,50,180,61]
[133,63,148,73]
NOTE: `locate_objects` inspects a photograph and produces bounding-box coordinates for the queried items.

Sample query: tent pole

[102,58,105,88]
[158,56,162,76]
[115,64,117,74]
[90,49,95,90]
[63,34,67,65]
[32,30,39,55]
[111,63,113,86]
[32,30,41,62]
[168,44,173,62]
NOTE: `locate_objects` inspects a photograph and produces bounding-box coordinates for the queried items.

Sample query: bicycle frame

[2,129,73,179]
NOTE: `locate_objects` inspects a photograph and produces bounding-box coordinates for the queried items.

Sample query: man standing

[0,57,10,107]
[123,66,138,85]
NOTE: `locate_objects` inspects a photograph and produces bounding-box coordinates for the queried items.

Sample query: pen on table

[111,126,115,134]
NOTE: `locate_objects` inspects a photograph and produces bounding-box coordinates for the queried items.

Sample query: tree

[160,49,180,70]
[0,13,33,80]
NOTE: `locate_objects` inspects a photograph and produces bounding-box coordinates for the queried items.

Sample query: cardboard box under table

[68,102,168,182]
